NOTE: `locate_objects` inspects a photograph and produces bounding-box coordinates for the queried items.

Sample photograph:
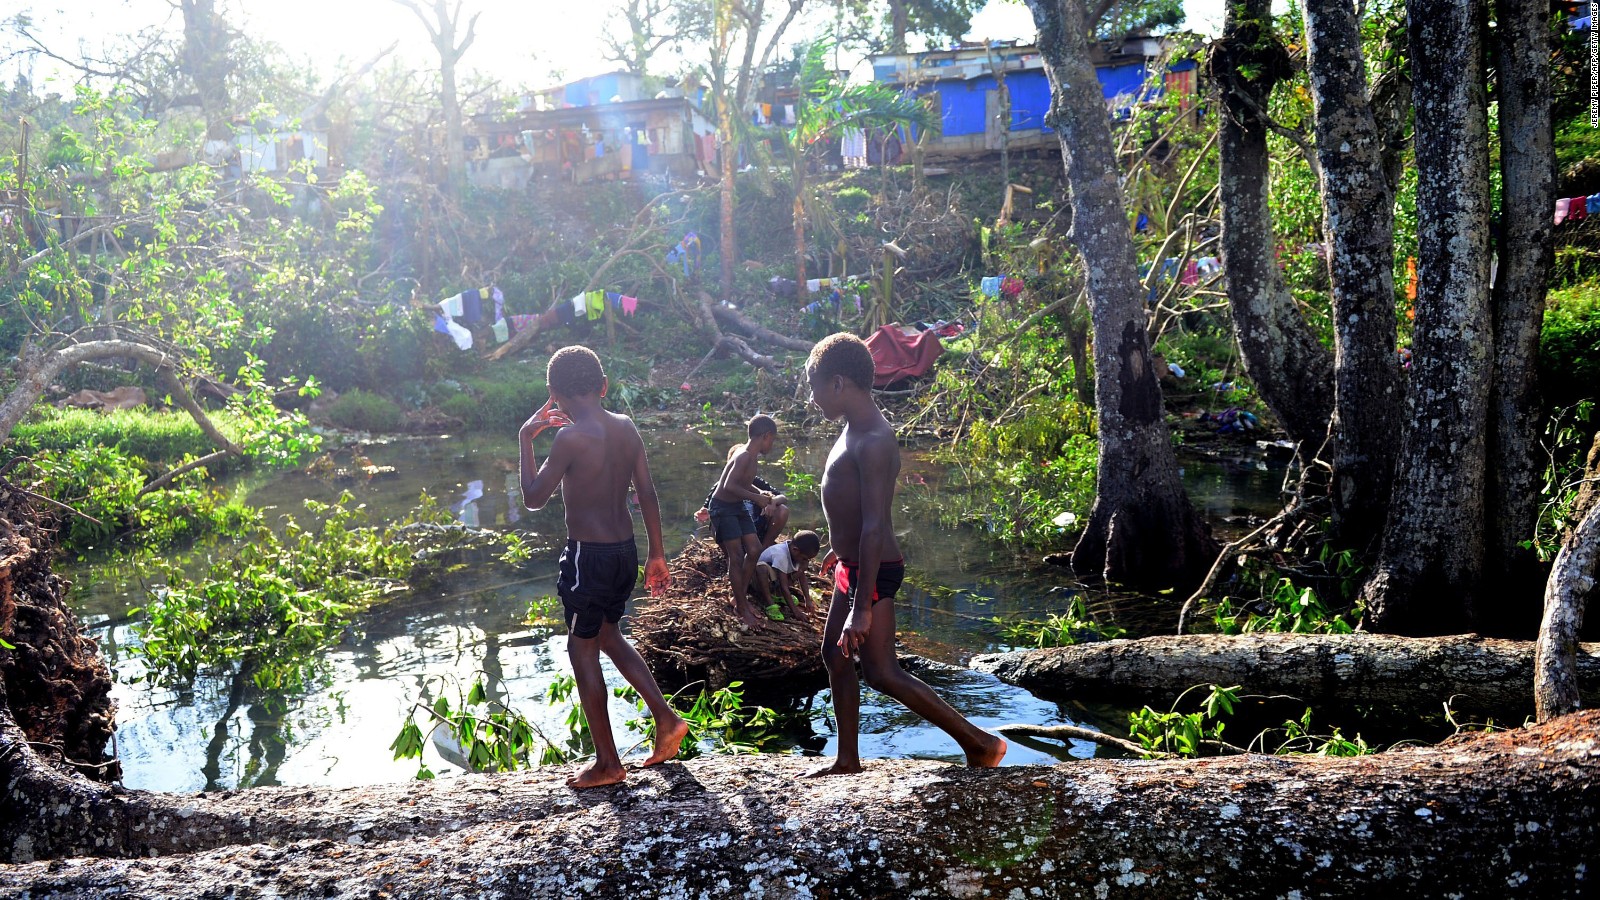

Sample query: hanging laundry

[1135,213,1150,233]
[461,290,483,324]
[620,295,639,316]
[492,319,510,343]
[585,290,606,321]
[570,294,586,319]
[440,293,464,318]
[761,103,772,122]
[433,314,451,336]
[1569,198,1589,224]
[605,291,621,311]
[1589,194,1600,215]
[980,276,1002,297]
[444,318,473,351]
[491,286,505,323]
[1554,198,1570,225]
[510,314,538,333]
[783,104,795,125]
[1001,276,1024,298]
[1180,261,1199,287]
[1405,257,1418,301]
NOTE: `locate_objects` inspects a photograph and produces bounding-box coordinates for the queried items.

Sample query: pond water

[68,422,1287,792]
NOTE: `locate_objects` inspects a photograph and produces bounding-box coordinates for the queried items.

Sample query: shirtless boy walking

[803,333,1006,776]
[519,346,689,789]
[707,415,780,629]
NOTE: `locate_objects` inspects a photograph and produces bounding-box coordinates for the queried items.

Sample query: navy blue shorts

[708,497,756,543]
[557,539,638,639]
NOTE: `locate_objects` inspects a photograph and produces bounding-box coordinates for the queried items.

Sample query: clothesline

[1554,194,1600,226]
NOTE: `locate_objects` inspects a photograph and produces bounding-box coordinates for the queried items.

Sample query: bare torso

[820,419,901,563]
[712,444,759,504]
[557,410,643,543]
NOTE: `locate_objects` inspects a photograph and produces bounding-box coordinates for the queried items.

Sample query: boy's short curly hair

[748,414,777,438]
[806,332,874,391]
[791,530,821,556]
[547,345,605,398]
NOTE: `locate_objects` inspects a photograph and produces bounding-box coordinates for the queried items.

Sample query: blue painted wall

[908,61,1165,139]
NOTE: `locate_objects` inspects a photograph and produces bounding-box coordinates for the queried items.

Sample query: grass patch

[324,390,404,433]
[5,407,246,467]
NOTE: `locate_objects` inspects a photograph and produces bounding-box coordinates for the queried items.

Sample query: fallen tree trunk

[3,713,1597,897]
[711,304,813,353]
[971,633,1600,719]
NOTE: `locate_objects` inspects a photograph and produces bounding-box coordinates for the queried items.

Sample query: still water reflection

[69,424,1286,791]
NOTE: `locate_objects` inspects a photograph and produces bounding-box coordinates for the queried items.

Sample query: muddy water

[69,424,1286,792]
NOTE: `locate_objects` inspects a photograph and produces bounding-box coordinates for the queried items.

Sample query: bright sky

[6,0,1228,94]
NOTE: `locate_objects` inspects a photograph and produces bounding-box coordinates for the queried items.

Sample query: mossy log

[972,633,1600,720]
[2,713,1597,897]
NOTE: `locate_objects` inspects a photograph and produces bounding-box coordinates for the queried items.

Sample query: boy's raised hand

[645,554,671,596]
[523,397,571,435]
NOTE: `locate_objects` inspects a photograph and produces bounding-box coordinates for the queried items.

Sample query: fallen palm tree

[630,537,828,699]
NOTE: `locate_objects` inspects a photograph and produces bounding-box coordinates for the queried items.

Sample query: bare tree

[1210,0,1334,452]
[602,0,682,75]
[1487,0,1557,625]
[1023,0,1218,589]
[1300,0,1403,554]
[392,0,480,196]
[1361,0,1494,633]
[705,0,808,302]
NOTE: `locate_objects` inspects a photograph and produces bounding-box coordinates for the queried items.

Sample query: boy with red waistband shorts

[802,333,1007,777]
[519,346,689,789]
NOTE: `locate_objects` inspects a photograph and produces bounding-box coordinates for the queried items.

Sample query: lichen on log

[3,713,1598,897]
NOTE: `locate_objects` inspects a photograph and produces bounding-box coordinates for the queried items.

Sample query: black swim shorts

[557,538,639,639]
[832,558,906,604]
[708,497,756,543]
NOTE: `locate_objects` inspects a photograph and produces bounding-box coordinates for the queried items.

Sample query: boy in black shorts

[520,346,688,789]
[706,415,779,629]
[803,333,1006,776]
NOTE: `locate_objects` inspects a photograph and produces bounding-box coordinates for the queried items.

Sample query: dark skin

[519,383,688,789]
[752,542,818,615]
[711,431,778,629]
[802,363,1007,777]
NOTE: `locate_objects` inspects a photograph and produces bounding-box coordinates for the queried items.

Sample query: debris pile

[631,538,829,699]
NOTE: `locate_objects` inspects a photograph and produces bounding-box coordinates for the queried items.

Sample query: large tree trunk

[1024,0,1217,590]
[1212,0,1334,451]
[720,126,737,302]
[973,633,1600,720]
[5,715,1599,896]
[1486,0,1556,631]
[1362,0,1494,635]
[1302,0,1401,553]
[1536,502,1600,721]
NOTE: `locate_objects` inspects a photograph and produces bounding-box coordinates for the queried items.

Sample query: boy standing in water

[803,333,1007,776]
[520,346,689,789]
[707,415,780,629]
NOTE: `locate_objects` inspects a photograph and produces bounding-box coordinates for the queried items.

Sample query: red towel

[864,325,944,388]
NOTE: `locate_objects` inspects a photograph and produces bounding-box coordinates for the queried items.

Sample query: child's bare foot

[643,716,689,766]
[567,762,626,789]
[965,733,1008,768]
[801,758,862,778]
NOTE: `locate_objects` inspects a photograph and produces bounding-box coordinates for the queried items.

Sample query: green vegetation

[391,676,791,780]
[324,389,404,433]
[991,595,1126,648]
[5,408,245,463]
[1127,684,1377,759]
[135,492,500,693]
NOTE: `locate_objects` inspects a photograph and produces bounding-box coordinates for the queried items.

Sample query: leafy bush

[324,389,404,432]
[135,491,497,693]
